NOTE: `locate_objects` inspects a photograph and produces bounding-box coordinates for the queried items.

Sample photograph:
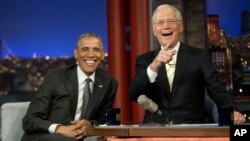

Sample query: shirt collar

[77,65,95,84]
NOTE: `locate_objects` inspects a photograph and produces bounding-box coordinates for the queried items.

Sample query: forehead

[77,37,101,48]
[154,8,177,21]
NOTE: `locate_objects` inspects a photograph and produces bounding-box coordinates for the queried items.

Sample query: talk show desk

[87,124,229,141]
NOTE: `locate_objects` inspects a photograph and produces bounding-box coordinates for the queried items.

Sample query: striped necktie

[166,59,175,91]
[80,78,91,118]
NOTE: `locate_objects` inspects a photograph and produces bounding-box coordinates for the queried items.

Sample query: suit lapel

[64,66,78,119]
[153,49,171,97]
[171,44,190,98]
[158,64,171,97]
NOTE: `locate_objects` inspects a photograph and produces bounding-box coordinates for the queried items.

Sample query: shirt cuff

[48,124,60,134]
[147,66,158,83]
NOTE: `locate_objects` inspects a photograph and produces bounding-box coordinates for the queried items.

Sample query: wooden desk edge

[87,127,229,137]
[128,127,230,137]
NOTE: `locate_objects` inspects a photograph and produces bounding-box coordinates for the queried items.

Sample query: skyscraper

[0,38,2,59]
[241,10,250,35]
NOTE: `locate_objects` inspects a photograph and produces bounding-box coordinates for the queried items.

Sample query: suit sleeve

[129,55,153,101]
[22,70,56,133]
[201,50,237,109]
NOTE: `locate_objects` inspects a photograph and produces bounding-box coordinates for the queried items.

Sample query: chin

[84,70,95,75]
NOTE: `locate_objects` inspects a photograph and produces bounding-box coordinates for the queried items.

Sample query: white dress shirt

[74,66,94,120]
[48,65,95,133]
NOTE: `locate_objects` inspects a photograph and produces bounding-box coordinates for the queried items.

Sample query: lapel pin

[99,85,103,88]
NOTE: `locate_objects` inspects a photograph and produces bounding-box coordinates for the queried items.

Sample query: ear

[179,23,184,33]
[74,48,78,60]
[101,52,105,61]
[152,25,157,36]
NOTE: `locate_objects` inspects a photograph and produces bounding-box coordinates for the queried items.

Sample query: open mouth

[162,32,173,36]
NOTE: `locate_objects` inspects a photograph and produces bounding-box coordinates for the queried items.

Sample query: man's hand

[150,49,176,72]
[71,119,93,139]
[55,125,78,138]
[234,111,246,124]
[55,119,93,140]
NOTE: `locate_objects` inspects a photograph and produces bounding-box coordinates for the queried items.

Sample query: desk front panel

[107,137,229,141]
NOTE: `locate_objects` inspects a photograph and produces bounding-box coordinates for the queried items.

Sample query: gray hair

[152,4,183,24]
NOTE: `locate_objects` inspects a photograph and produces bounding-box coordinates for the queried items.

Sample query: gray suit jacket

[129,43,236,124]
[22,64,118,139]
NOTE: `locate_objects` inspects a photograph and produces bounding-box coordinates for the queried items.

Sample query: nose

[165,21,175,27]
[85,49,95,57]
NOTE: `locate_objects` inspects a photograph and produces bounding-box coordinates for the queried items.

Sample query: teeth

[85,60,95,64]
[163,32,170,34]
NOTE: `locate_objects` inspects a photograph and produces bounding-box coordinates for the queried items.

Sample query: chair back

[1,102,30,141]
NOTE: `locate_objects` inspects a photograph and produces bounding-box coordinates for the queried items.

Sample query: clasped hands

[55,119,92,140]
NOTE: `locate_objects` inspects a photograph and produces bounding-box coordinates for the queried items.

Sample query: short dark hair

[76,32,104,50]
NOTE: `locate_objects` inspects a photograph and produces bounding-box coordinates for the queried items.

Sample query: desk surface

[87,125,229,137]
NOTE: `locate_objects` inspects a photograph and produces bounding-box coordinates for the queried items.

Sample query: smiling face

[152,6,183,49]
[74,35,104,76]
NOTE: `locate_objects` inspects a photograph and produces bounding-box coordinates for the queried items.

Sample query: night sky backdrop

[0,0,250,58]
[207,0,250,36]
[0,0,107,58]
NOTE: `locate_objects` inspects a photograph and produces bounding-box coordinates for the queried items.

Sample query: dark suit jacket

[22,64,118,140]
[129,43,236,124]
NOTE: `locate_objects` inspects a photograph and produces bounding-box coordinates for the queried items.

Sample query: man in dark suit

[22,33,118,141]
[129,4,245,125]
